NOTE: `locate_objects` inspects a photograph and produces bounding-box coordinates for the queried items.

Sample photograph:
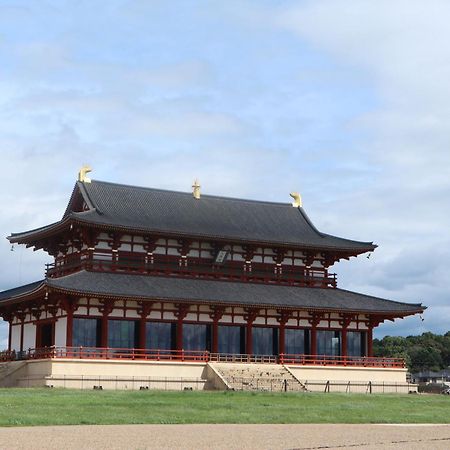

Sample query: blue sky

[0,0,449,346]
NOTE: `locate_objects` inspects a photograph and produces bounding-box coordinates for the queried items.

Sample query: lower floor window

[347,331,366,357]
[146,321,175,350]
[285,328,308,354]
[252,327,278,355]
[183,324,210,351]
[108,320,138,349]
[218,325,245,354]
[73,318,100,347]
[317,330,341,356]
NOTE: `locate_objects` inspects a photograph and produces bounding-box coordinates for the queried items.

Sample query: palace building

[0,168,425,391]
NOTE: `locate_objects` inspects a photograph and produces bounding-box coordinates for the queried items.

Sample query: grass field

[0,389,448,427]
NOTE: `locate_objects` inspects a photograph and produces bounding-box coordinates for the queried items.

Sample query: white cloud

[271,0,450,335]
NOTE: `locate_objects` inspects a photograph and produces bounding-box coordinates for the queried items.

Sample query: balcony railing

[45,252,337,288]
[0,347,405,368]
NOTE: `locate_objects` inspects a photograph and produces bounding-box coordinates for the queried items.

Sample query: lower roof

[0,270,425,316]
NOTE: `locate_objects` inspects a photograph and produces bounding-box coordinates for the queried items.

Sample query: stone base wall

[1,359,417,393]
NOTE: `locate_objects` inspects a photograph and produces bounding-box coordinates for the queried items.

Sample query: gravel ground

[0,424,449,449]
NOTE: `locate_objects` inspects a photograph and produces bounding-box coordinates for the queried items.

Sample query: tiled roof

[0,271,424,315]
[9,180,376,252]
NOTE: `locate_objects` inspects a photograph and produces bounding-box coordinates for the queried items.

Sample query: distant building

[411,369,450,384]
[0,169,425,390]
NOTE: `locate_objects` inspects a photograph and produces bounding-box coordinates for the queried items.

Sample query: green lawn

[0,389,448,426]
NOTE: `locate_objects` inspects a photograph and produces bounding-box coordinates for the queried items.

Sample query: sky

[0,0,449,347]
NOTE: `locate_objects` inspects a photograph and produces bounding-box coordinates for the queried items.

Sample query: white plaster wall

[149,310,163,320]
[125,309,139,319]
[253,317,266,325]
[220,315,233,324]
[231,316,246,324]
[55,317,67,347]
[10,324,21,351]
[75,307,88,315]
[96,241,110,250]
[198,314,212,322]
[109,309,124,318]
[23,323,36,350]
[163,311,176,321]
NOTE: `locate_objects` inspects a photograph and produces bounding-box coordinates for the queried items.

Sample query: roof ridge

[87,179,294,207]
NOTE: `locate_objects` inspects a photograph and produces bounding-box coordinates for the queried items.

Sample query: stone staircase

[209,363,307,392]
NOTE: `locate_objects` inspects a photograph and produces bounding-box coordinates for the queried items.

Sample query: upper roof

[9,179,376,252]
[0,270,424,316]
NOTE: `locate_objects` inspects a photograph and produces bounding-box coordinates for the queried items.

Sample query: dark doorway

[38,323,54,348]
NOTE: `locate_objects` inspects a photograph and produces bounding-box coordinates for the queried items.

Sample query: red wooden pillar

[99,300,114,348]
[339,314,353,359]
[310,325,317,356]
[138,301,154,350]
[139,317,146,350]
[244,308,259,355]
[276,310,293,357]
[212,321,219,353]
[367,326,373,357]
[66,309,74,348]
[101,315,108,348]
[279,323,286,356]
[308,312,323,356]
[341,329,347,358]
[246,322,253,355]
[60,296,78,349]
[175,304,189,352]
[210,306,225,353]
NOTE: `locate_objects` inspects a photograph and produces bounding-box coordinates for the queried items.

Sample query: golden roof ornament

[192,179,201,199]
[290,192,302,208]
[78,165,92,183]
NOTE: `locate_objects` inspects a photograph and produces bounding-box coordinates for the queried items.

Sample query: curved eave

[47,284,424,318]
[8,218,72,245]
[69,214,376,254]
[0,281,46,307]
[44,273,425,318]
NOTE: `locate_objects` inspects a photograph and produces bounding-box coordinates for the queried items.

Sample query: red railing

[1,347,405,368]
[45,251,337,288]
[24,347,209,362]
[279,354,406,368]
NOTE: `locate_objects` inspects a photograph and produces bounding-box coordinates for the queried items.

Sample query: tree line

[373,331,450,373]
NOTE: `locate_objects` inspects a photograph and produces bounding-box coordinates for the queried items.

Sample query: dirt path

[0,424,449,449]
